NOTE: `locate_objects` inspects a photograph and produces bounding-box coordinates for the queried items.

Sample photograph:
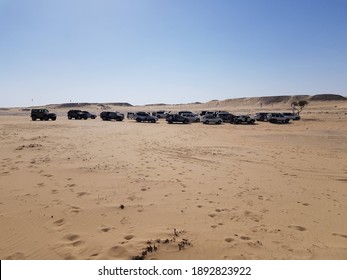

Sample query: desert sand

[0,98,347,260]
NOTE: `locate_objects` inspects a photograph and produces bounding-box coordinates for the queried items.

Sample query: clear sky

[1,0,346,107]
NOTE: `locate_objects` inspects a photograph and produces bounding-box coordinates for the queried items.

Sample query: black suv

[68,110,96,120]
[31,109,56,121]
[166,114,190,124]
[100,111,124,121]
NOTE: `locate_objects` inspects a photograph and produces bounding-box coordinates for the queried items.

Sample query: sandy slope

[0,101,346,260]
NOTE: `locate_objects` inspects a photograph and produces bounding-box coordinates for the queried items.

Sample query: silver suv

[180,112,200,122]
[267,113,290,123]
[282,112,300,120]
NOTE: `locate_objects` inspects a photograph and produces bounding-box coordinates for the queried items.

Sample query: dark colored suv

[31,109,56,121]
[166,114,190,124]
[68,110,96,120]
[134,112,157,123]
[255,112,269,121]
[100,111,124,121]
[216,112,235,122]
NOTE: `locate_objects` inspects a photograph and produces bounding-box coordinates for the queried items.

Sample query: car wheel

[52,117,56,121]
[83,116,87,120]
[68,116,72,120]
[136,118,141,122]
[32,117,36,121]
[217,120,222,124]
[151,119,156,123]
[204,120,209,124]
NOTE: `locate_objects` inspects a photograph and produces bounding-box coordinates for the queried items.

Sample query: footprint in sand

[64,233,80,241]
[101,227,111,233]
[332,233,347,239]
[5,252,26,260]
[70,240,85,247]
[288,225,307,232]
[108,246,128,258]
[77,192,89,197]
[124,234,134,240]
[240,236,251,240]
[224,237,235,243]
[69,206,81,214]
[53,218,65,226]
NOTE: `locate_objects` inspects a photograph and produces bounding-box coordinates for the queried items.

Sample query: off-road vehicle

[179,112,200,122]
[232,115,255,124]
[100,111,124,121]
[134,112,157,123]
[166,114,190,124]
[282,112,300,120]
[152,111,169,118]
[216,112,235,122]
[127,112,136,119]
[201,114,223,124]
[31,109,56,121]
[267,113,290,123]
[255,112,270,121]
[68,110,96,120]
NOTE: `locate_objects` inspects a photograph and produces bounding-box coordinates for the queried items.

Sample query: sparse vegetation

[291,100,308,115]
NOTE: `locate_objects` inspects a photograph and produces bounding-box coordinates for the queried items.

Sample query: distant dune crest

[6,94,346,111]
[206,94,346,108]
[53,102,133,108]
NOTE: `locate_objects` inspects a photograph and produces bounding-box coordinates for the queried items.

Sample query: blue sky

[1,0,346,107]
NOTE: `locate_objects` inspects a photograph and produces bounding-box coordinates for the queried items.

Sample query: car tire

[217,120,222,124]
[32,117,36,121]
[68,116,72,120]
[204,120,209,124]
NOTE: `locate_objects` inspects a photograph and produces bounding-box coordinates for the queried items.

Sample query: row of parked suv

[31,109,300,125]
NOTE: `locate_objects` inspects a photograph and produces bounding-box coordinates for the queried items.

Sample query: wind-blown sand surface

[0,100,346,260]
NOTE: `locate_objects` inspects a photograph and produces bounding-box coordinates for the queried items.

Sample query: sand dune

[0,99,346,260]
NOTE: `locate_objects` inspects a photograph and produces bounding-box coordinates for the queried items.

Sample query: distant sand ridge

[0,94,346,259]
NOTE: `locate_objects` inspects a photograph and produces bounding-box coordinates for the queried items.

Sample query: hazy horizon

[1,0,346,107]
